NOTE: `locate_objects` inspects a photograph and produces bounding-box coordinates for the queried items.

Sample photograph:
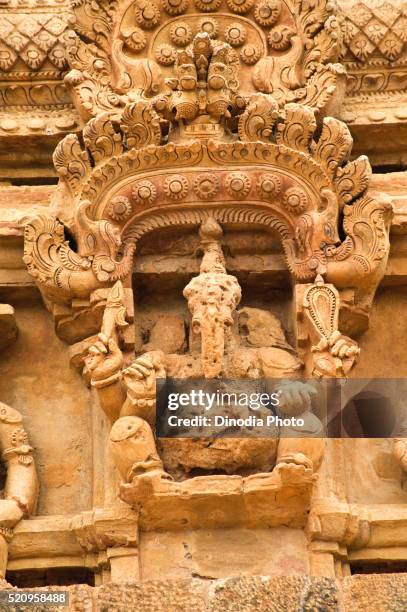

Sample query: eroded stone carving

[0,402,38,579]
[183,218,242,378]
[0,0,75,142]
[17,0,394,558]
[77,220,326,529]
[23,200,135,306]
[296,276,360,377]
[22,95,391,341]
[155,32,244,141]
[337,0,407,161]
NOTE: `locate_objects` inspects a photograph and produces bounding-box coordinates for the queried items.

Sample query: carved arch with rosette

[22,103,392,344]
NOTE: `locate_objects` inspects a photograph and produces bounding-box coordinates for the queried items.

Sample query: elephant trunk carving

[183,218,241,379]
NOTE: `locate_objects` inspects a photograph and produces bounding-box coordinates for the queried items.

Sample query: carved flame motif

[302,279,360,377]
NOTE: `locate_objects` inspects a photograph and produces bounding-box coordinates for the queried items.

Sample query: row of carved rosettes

[54,97,372,212]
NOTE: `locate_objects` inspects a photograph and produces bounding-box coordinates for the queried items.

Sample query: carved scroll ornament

[21,4,391,353]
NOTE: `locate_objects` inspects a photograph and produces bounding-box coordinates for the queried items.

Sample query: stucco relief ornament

[283,187,308,215]
[107,196,132,221]
[225,172,251,199]
[63,0,345,122]
[20,3,394,531]
[193,174,220,200]
[8,0,401,557]
[132,180,157,206]
[163,0,189,16]
[225,23,247,47]
[170,22,193,46]
[23,199,136,305]
[257,173,282,200]
[23,22,392,342]
[164,175,189,200]
[79,222,325,526]
[298,276,360,378]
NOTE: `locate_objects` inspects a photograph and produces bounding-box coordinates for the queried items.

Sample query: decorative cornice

[3,1,407,169]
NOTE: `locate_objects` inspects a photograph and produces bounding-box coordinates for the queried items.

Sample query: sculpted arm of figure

[109,352,170,483]
[121,351,166,427]
[0,403,38,577]
[84,340,169,482]
[276,380,325,479]
[83,334,127,424]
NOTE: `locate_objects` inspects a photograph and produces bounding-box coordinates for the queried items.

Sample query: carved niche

[21,0,392,530]
[22,94,392,341]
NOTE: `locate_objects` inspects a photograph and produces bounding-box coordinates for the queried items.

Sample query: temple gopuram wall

[2,0,407,610]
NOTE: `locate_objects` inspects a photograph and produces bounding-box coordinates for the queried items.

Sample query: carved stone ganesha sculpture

[81,219,345,515]
[20,0,393,532]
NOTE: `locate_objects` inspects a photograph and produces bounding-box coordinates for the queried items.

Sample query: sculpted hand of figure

[310,330,360,377]
[108,354,171,483]
[82,334,127,423]
[321,330,360,360]
[83,334,124,387]
[121,351,166,425]
[278,381,317,416]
